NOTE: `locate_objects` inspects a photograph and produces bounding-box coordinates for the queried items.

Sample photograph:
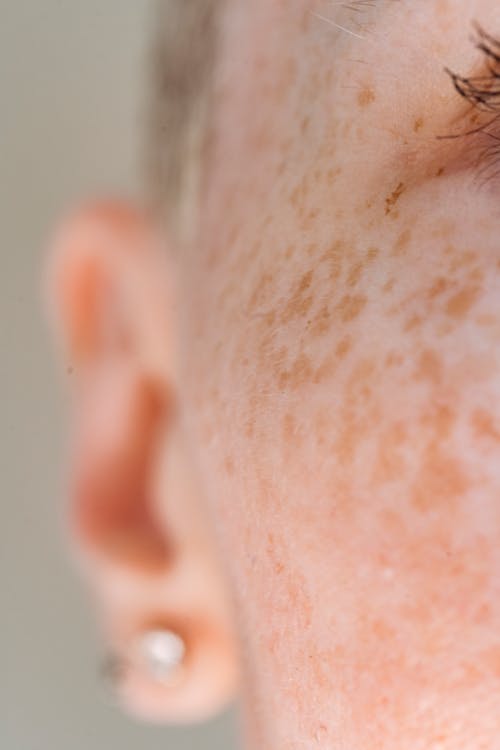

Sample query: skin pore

[47,1,500,749]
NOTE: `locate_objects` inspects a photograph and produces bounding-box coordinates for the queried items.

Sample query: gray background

[0,3,236,748]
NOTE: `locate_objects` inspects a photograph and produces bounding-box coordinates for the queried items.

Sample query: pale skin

[45,1,500,748]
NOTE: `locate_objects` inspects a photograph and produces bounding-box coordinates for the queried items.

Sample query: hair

[147,0,223,241]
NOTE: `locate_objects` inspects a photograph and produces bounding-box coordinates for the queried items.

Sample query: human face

[174,1,500,747]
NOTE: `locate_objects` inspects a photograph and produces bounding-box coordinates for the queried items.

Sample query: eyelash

[446,24,500,112]
[441,23,500,185]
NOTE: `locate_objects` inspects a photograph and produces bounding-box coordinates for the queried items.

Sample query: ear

[43,201,239,724]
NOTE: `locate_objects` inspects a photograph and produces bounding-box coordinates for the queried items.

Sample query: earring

[101,627,186,694]
[136,628,186,685]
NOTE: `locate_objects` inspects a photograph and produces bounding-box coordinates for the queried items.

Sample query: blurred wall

[0,3,236,748]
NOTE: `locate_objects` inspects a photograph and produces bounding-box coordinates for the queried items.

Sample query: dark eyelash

[445,23,500,115]
[438,23,500,185]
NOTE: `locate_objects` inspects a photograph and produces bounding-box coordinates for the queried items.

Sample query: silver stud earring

[137,628,186,685]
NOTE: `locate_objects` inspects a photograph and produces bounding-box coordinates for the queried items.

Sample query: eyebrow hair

[147,0,224,239]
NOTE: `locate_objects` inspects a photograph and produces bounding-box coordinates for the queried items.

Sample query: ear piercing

[102,627,186,690]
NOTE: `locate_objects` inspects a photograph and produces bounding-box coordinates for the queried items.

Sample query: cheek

[205,195,500,738]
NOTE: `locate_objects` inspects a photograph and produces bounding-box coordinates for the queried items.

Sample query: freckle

[404,314,422,332]
[413,117,425,132]
[283,412,298,441]
[310,304,332,337]
[411,447,470,513]
[421,402,456,439]
[278,368,288,388]
[313,353,337,384]
[301,115,311,134]
[285,244,295,260]
[474,602,492,626]
[280,271,315,324]
[337,294,367,323]
[349,357,376,386]
[264,310,276,328]
[300,208,320,230]
[358,86,376,106]
[277,158,287,177]
[471,408,500,442]
[289,176,309,210]
[268,345,289,377]
[299,269,314,292]
[392,228,412,255]
[385,183,406,216]
[373,618,399,642]
[319,241,344,281]
[281,353,314,390]
[326,166,342,185]
[470,268,484,283]
[445,285,481,319]
[476,313,497,327]
[382,277,396,293]
[366,246,380,262]
[414,348,442,384]
[437,321,454,337]
[336,336,352,359]
[448,250,477,272]
[427,276,450,299]
[431,219,456,239]
[346,261,365,287]
[224,455,235,476]
[248,271,274,310]
[436,166,445,177]
[385,350,404,367]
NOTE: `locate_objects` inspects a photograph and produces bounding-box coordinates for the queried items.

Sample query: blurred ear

[43,202,239,724]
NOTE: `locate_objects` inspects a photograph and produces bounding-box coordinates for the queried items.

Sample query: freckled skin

[173,0,500,748]
[358,86,376,107]
[385,182,406,215]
